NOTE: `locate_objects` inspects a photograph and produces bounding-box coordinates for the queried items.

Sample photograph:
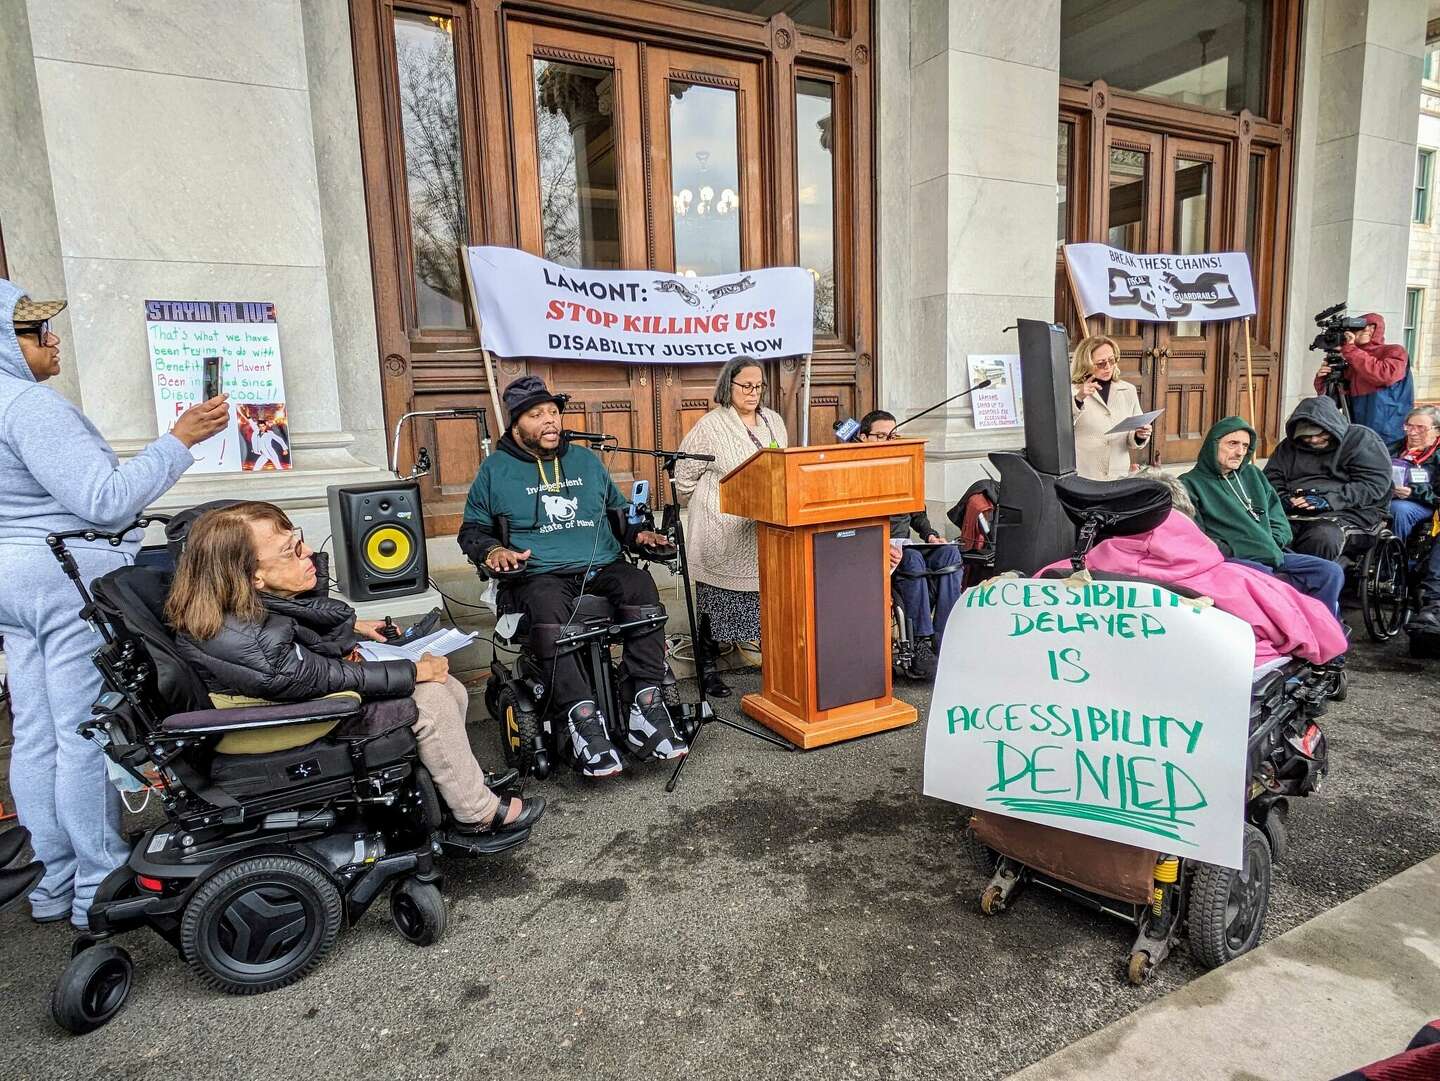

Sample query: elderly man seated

[1262,396,1391,562]
[1180,417,1345,614]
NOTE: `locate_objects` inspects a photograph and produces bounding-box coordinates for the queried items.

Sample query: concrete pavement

[0,625,1435,1080]
[1008,853,1440,1081]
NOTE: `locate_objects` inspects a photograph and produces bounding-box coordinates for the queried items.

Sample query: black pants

[514,560,666,710]
[1289,518,1349,562]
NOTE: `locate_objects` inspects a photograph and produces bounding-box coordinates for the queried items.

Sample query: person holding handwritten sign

[0,280,228,928]
[1070,336,1151,481]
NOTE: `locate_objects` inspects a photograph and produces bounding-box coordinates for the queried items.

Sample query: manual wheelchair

[1335,520,1411,641]
[43,516,529,1035]
[475,509,692,779]
[966,476,1338,984]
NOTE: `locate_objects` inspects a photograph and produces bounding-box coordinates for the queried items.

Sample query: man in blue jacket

[0,280,227,927]
[458,376,687,777]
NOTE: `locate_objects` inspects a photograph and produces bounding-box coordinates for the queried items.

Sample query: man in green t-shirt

[458,375,686,777]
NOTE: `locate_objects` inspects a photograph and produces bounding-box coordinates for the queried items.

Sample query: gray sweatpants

[0,540,131,926]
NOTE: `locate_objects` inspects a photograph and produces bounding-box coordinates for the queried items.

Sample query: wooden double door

[505,23,767,494]
[1101,125,1230,464]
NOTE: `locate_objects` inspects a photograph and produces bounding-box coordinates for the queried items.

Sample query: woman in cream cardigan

[674,356,787,696]
[1070,334,1152,480]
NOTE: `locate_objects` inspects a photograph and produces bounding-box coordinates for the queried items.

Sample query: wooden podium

[719,439,926,749]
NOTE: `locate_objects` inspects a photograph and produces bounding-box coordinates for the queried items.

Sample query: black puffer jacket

[177,592,416,701]
[1262,396,1392,530]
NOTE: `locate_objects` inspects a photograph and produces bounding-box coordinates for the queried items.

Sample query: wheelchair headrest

[91,566,212,714]
[164,499,244,566]
[1054,476,1172,540]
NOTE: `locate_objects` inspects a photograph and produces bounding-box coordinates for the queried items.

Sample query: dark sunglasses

[15,320,51,341]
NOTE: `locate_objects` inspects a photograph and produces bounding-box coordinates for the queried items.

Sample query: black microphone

[561,429,613,444]
[831,379,996,442]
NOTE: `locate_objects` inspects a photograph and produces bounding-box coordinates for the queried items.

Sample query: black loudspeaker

[1015,318,1077,476]
[326,481,428,601]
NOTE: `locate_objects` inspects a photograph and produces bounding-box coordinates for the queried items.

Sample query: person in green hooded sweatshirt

[1181,416,1344,614]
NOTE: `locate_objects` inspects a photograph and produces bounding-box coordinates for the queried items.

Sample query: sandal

[453,794,546,837]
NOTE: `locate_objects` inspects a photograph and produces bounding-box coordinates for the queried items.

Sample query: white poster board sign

[967,354,1022,430]
[145,300,291,475]
[1064,243,1256,323]
[465,245,814,362]
[923,576,1255,869]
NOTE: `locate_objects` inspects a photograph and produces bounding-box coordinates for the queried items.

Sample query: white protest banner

[465,245,814,363]
[967,354,1022,430]
[1064,243,1256,323]
[146,300,292,475]
[923,576,1255,869]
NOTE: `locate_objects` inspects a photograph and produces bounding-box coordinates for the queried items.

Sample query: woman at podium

[675,356,788,697]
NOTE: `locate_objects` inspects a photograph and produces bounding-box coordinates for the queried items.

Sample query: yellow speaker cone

[364,525,413,572]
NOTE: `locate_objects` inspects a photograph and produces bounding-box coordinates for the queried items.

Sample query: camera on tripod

[1309,302,1368,417]
[1309,302,1368,358]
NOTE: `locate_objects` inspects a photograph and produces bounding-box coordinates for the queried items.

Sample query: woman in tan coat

[674,356,787,696]
[1070,334,1152,480]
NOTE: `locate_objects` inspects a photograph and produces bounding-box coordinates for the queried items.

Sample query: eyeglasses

[266,528,306,562]
[1403,422,1436,432]
[15,320,50,342]
[731,380,767,394]
[1090,358,1116,370]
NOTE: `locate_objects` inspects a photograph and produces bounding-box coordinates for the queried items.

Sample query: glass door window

[644,49,766,452]
[1098,128,1226,463]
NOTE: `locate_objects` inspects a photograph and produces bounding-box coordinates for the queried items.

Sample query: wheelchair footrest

[437,826,531,858]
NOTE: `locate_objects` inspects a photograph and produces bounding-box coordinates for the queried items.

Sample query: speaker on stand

[326,481,428,601]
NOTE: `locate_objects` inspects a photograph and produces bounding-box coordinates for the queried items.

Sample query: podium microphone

[561,429,614,445]
[831,379,994,442]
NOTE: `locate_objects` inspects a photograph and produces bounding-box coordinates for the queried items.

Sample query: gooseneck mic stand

[890,378,992,435]
[588,438,792,792]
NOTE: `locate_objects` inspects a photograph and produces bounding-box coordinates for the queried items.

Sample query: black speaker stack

[326,481,428,601]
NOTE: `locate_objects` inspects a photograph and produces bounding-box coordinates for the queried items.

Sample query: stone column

[1285,0,1428,413]
[21,0,391,530]
[877,1,1062,516]
[0,0,78,403]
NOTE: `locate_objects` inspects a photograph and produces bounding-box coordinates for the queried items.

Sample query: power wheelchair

[474,507,693,779]
[44,516,529,1035]
[965,476,1339,984]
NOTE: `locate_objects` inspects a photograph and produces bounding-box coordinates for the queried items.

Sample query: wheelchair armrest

[631,540,677,562]
[478,562,528,582]
[161,697,362,736]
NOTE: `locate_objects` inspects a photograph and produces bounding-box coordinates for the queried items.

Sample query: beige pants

[410,676,499,825]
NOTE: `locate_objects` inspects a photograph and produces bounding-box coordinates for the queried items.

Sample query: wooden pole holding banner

[800,353,813,445]
[1062,245,1095,340]
[459,247,505,445]
[1242,316,1256,425]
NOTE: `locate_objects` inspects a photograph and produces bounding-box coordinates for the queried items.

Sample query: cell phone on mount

[628,479,650,524]
[202,355,222,400]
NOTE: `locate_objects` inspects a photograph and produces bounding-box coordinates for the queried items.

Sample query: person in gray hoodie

[1262,395,1392,562]
[0,278,227,927]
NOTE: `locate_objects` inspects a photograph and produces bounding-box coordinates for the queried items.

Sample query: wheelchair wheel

[497,684,543,775]
[1360,535,1408,641]
[961,825,999,878]
[390,877,447,946]
[51,943,133,1034]
[1188,824,1272,969]
[180,854,343,995]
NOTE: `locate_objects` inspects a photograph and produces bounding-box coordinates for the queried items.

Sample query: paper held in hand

[357,629,477,664]
[1107,408,1164,436]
